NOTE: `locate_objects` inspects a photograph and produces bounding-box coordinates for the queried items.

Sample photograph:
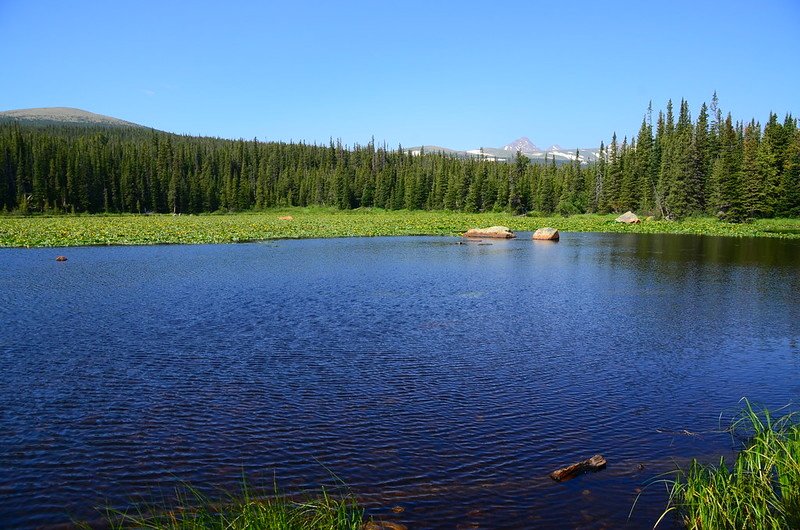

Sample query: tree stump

[549,454,607,482]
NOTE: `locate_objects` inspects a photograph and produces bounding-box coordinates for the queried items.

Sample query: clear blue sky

[1,0,798,150]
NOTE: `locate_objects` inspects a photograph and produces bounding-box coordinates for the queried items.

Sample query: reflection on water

[0,233,798,529]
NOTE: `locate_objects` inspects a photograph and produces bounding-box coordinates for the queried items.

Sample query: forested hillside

[2,96,798,220]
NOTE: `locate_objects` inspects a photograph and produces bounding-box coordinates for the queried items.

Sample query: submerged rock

[464,226,515,239]
[363,521,408,530]
[615,211,640,223]
[532,227,560,241]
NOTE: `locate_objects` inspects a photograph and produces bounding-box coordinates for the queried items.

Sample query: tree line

[1,95,798,220]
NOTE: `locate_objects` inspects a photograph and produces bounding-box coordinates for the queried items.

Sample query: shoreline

[1,209,799,247]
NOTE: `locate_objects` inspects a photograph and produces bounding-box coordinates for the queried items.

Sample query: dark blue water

[1,233,799,529]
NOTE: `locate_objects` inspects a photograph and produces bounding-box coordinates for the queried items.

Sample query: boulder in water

[532,227,559,241]
[464,226,515,239]
[363,521,408,530]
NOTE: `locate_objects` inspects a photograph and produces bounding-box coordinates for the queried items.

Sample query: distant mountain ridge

[416,137,600,164]
[0,107,599,164]
[0,107,144,128]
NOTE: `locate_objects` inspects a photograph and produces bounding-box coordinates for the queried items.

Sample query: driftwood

[549,454,607,482]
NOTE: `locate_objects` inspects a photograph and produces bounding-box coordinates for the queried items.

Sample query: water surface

[1,233,799,529]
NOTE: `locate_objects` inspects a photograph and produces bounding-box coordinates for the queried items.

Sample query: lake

[1,232,799,529]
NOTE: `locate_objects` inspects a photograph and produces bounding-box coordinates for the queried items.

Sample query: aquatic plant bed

[660,402,800,529]
[92,485,365,530]
[2,209,800,247]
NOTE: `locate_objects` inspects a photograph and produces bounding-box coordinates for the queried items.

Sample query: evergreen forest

[2,95,799,221]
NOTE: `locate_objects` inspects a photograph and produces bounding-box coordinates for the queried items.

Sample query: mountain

[410,138,601,164]
[1,108,598,164]
[409,145,461,156]
[0,107,144,128]
[502,136,539,154]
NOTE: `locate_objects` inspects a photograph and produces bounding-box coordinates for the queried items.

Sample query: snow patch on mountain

[502,137,539,153]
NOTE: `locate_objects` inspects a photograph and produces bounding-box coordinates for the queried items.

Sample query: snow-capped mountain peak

[502,137,539,153]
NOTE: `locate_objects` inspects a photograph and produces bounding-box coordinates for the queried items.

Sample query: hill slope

[0,107,144,128]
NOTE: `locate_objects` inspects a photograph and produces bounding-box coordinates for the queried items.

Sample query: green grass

[657,400,800,529]
[1,208,800,247]
[85,482,365,530]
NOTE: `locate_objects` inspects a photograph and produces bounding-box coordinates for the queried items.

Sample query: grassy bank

[88,484,365,530]
[658,402,800,529]
[2,208,800,247]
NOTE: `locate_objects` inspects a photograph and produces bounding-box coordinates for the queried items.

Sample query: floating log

[55,255,68,262]
[549,454,607,482]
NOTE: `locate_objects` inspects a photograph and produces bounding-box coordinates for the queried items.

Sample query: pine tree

[601,133,620,212]
[619,136,637,211]
[690,102,710,212]
[709,114,742,220]
[782,117,800,216]
[591,142,605,212]
[509,150,529,213]
[760,113,786,216]
[740,120,764,219]
[655,110,674,218]
[665,99,694,218]
[634,114,654,212]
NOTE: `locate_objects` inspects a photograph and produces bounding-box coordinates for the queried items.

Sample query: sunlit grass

[83,482,365,530]
[1,208,799,247]
[656,400,800,529]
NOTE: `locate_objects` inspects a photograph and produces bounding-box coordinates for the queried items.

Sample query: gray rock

[615,211,640,223]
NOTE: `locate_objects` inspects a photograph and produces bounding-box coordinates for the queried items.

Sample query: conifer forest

[2,96,798,221]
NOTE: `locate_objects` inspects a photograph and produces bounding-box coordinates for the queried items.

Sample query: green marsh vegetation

[656,401,800,530]
[2,209,800,247]
[83,482,365,530]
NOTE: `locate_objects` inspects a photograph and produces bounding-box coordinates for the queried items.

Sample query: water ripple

[0,234,798,528]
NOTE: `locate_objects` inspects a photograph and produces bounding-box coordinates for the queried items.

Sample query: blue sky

[1,0,798,149]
